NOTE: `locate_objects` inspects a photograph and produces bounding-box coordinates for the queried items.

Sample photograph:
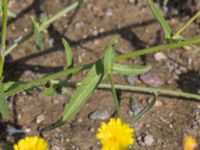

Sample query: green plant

[0,0,200,132]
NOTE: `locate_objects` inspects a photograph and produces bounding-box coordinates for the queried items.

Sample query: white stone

[154,52,167,61]
[144,134,154,146]
[35,114,45,124]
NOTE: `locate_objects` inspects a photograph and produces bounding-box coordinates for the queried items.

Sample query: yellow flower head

[96,118,134,150]
[183,136,197,150]
[13,136,48,150]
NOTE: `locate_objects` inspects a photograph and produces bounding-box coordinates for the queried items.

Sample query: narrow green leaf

[62,38,73,68]
[113,64,151,75]
[31,17,44,50]
[4,81,23,92]
[103,35,120,75]
[148,0,172,39]
[62,60,103,122]
[0,83,9,119]
[40,119,65,132]
[173,11,200,40]
[131,94,157,124]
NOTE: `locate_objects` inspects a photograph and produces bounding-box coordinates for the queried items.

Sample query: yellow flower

[183,136,197,150]
[96,118,134,150]
[13,136,48,150]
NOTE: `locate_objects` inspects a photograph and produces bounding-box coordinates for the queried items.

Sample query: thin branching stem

[108,75,122,119]
[58,82,200,100]
[173,11,200,39]
[114,36,200,61]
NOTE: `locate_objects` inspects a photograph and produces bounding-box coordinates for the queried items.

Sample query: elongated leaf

[0,83,9,119]
[103,35,120,75]
[31,17,44,50]
[62,60,103,122]
[62,38,73,68]
[148,0,172,40]
[4,81,24,92]
[131,94,157,124]
[113,64,151,75]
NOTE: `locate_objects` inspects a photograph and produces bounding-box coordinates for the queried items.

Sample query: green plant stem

[173,11,200,39]
[5,73,200,101]
[4,0,81,56]
[61,82,200,100]
[5,36,200,97]
[114,36,200,61]
[97,83,200,100]
[5,63,92,96]
[0,0,8,78]
[108,75,122,119]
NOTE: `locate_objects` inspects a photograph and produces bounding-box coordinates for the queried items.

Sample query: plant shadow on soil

[177,70,200,95]
[4,19,159,81]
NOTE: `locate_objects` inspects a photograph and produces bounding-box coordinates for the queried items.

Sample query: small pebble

[125,75,137,85]
[74,21,84,29]
[154,52,167,61]
[24,128,31,133]
[48,38,54,47]
[65,138,70,142]
[128,0,136,4]
[144,134,154,146]
[169,124,173,128]
[105,8,113,17]
[89,127,95,132]
[24,28,28,32]
[88,110,109,120]
[92,29,99,36]
[140,72,162,87]
[183,46,193,51]
[71,145,81,150]
[35,114,45,124]
[77,118,83,123]
[130,98,142,116]
[99,28,105,33]
[51,145,64,150]
[155,100,163,107]
[94,39,100,45]
[24,70,34,76]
